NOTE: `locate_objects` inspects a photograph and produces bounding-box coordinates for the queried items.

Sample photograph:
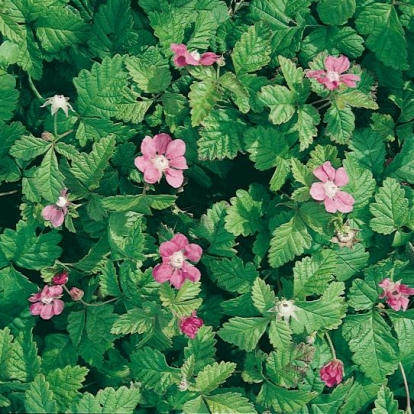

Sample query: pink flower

[320,359,344,387]
[28,285,65,320]
[180,311,204,339]
[310,161,354,213]
[134,133,188,188]
[306,55,360,91]
[379,278,414,311]
[171,43,219,67]
[42,189,70,227]
[52,270,68,285]
[153,234,202,289]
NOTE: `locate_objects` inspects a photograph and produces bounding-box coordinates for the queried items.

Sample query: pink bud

[320,359,344,387]
[52,270,68,285]
[69,287,84,301]
[179,311,203,339]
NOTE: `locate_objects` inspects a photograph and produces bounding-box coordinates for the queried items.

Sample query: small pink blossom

[42,189,70,227]
[320,359,344,387]
[69,287,84,301]
[306,55,360,91]
[134,133,188,188]
[153,234,202,289]
[180,311,204,339]
[28,285,65,320]
[171,43,219,67]
[52,270,68,285]
[379,278,414,311]
[310,161,354,213]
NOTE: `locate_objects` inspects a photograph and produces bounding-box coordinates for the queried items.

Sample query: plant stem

[62,284,119,307]
[325,332,337,359]
[0,190,18,197]
[53,113,58,138]
[28,76,44,102]
[399,362,412,414]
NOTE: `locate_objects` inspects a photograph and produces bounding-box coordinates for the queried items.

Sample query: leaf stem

[399,362,412,414]
[0,190,18,197]
[53,113,58,138]
[325,332,337,360]
[62,284,119,307]
[28,76,44,102]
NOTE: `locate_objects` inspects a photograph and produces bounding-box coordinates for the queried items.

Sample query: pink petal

[324,197,339,213]
[143,164,163,184]
[182,262,201,283]
[153,263,173,283]
[334,191,355,213]
[174,55,188,67]
[29,291,42,302]
[40,304,54,320]
[42,206,65,227]
[318,78,339,91]
[140,136,157,158]
[379,278,392,289]
[159,236,185,257]
[153,133,172,154]
[333,167,349,187]
[168,155,188,170]
[200,52,219,65]
[184,243,203,262]
[170,234,190,249]
[171,43,188,54]
[313,162,335,182]
[165,139,186,159]
[165,168,184,188]
[399,285,414,295]
[325,56,350,74]
[134,156,152,173]
[310,182,326,201]
[340,74,360,88]
[170,269,185,289]
[305,70,326,79]
[48,285,63,297]
[53,299,65,316]
[183,52,201,66]
[30,302,43,315]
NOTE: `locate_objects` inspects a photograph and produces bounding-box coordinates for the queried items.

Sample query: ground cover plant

[1,0,414,412]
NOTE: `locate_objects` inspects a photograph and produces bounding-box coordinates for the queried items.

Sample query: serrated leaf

[259,84,296,125]
[183,396,209,414]
[356,4,408,70]
[252,277,276,314]
[324,103,355,144]
[41,334,77,374]
[291,158,314,186]
[70,135,115,190]
[0,121,26,158]
[296,104,320,151]
[269,215,312,268]
[184,326,217,372]
[0,327,13,381]
[269,319,292,350]
[218,317,269,352]
[387,137,414,184]
[99,261,122,297]
[232,21,271,75]
[187,11,219,50]
[373,385,403,414]
[198,108,246,160]
[196,361,236,394]
[116,88,153,124]
[317,0,356,26]
[159,281,202,317]
[9,134,51,161]
[370,178,409,234]
[342,310,399,383]
[270,157,290,192]
[205,392,258,414]
[24,374,58,414]
[219,72,250,113]
[111,308,155,335]
[0,73,19,126]
[337,90,378,110]
[334,243,369,281]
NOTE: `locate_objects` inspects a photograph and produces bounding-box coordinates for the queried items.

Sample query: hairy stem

[325,332,337,360]
[399,362,412,414]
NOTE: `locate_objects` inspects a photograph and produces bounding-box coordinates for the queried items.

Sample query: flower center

[278,300,295,317]
[42,297,54,305]
[326,70,340,82]
[56,196,68,208]
[323,180,338,199]
[190,50,201,61]
[170,251,185,269]
[152,154,169,172]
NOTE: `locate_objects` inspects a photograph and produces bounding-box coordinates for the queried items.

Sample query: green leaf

[196,361,236,394]
[41,334,77,374]
[74,55,128,118]
[324,103,355,144]
[9,134,51,161]
[35,7,90,53]
[224,185,268,236]
[334,243,369,281]
[218,317,269,352]
[184,326,217,372]
[70,135,115,190]
[389,82,414,124]
[159,281,202,317]
[356,4,408,70]
[259,84,296,125]
[193,201,237,257]
[111,308,155,335]
[0,121,26,158]
[389,311,414,360]
[270,157,291,192]
[232,21,271,75]
[72,386,141,414]
[46,366,89,412]
[205,392,258,414]
[387,137,414,184]
[317,0,356,25]
[116,89,153,124]
[291,158,314,186]
[296,104,320,151]
[198,108,246,160]
[243,126,292,171]
[348,279,379,311]
[0,327,13,381]
[102,194,176,214]
[99,261,122,297]
[343,310,399,383]
[268,215,312,268]
[269,319,292,350]
[68,310,86,348]
[373,386,403,414]
[371,113,395,142]
[187,10,219,50]
[252,277,276,314]
[219,72,250,113]
[183,397,209,414]
[0,73,19,126]
[24,374,58,414]
[370,178,409,234]
[337,90,378,110]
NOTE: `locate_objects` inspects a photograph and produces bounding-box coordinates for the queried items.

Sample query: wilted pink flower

[171,43,219,67]
[320,359,344,387]
[52,270,68,285]
[134,133,188,188]
[310,161,354,213]
[180,311,204,339]
[306,55,360,91]
[41,94,73,116]
[28,285,65,320]
[42,189,70,227]
[69,287,84,301]
[379,278,414,311]
[153,234,202,289]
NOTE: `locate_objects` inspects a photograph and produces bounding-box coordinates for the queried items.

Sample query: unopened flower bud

[41,131,54,141]
[52,270,68,285]
[69,287,84,301]
[320,359,344,387]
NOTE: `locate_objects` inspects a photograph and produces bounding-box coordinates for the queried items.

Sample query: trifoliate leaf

[334,243,369,281]
[252,277,276,314]
[373,386,403,414]
[70,135,115,190]
[187,11,219,50]
[337,90,378,110]
[243,126,292,171]
[291,158,314,186]
[116,88,153,124]
[356,4,408,70]
[0,1,25,43]
[162,92,189,132]
[324,103,355,144]
[41,334,77,374]
[270,157,290,192]
[232,21,271,75]
[342,310,399,383]
[348,279,379,311]
[340,375,381,413]
[370,178,409,234]
[221,293,260,318]
[269,215,312,268]
[371,113,395,141]
[205,392,258,414]
[218,317,270,352]
[198,108,247,160]
[387,137,414,184]
[259,84,296,125]
[0,122,25,158]
[35,7,90,53]
[196,361,236,394]
[317,0,356,25]
[24,374,58,414]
